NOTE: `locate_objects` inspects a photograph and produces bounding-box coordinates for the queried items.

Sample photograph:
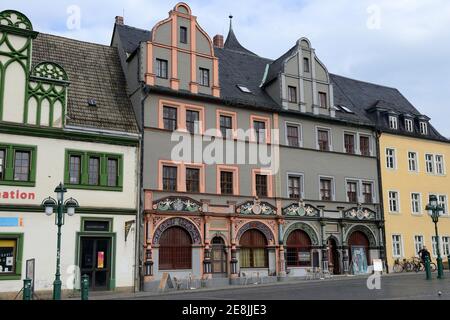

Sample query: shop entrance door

[80,237,111,291]
[211,237,227,277]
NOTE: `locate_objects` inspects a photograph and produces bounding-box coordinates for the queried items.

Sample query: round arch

[236,221,275,245]
[153,217,202,245]
[283,222,320,246]
[345,225,377,248]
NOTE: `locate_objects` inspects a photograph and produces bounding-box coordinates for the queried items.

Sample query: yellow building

[381,132,450,270]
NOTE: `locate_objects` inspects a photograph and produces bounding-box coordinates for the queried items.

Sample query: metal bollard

[23,278,32,300]
[425,256,432,280]
[81,274,89,300]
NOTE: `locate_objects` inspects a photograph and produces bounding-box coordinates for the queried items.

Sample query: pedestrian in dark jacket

[418,246,431,263]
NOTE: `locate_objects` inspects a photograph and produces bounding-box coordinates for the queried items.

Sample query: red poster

[97,251,104,269]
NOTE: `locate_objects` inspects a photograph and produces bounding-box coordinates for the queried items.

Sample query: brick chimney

[115,16,124,25]
[213,34,224,48]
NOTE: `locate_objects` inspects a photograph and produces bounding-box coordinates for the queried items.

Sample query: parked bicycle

[393,258,413,273]
[411,256,437,273]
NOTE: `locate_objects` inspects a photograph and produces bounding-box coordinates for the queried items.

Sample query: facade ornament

[282,200,319,217]
[344,204,376,220]
[236,197,276,216]
[153,196,203,213]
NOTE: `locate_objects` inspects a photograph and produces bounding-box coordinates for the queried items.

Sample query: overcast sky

[4,0,450,137]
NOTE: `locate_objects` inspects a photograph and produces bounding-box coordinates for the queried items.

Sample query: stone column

[202,217,212,279]
[340,221,349,274]
[278,219,286,277]
[320,219,328,271]
[230,218,238,279]
[144,214,154,281]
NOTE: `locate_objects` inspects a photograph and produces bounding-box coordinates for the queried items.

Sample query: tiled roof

[32,33,139,134]
[114,23,152,54]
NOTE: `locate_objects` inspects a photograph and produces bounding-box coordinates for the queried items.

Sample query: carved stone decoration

[152,196,203,213]
[282,201,320,217]
[236,221,275,244]
[345,224,377,248]
[0,10,33,30]
[236,198,276,216]
[153,217,202,245]
[189,217,202,229]
[283,222,320,246]
[32,62,69,82]
[152,216,165,229]
[344,205,376,220]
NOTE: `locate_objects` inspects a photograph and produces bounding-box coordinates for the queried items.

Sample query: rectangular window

[180,26,188,44]
[319,92,327,108]
[392,235,402,257]
[432,236,438,257]
[286,125,300,147]
[303,57,310,73]
[405,119,413,132]
[320,178,332,201]
[255,174,268,198]
[344,133,355,154]
[0,238,17,274]
[0,149,5,181]
[156,58,168,79]
[420,122,428,135]
[439,195,448,215]
[386,148,396,169]
[317,129,330,151]
[389,116,398,130]
[163,106,177,131]
[88,157,100,186]
[220,171,234,195]
[220,115,233,139]
[69,155,81,185]
[107,158,119,187]
[443,237,450,257]
[362,182,373,204]
[408,152,418,172]
[65,151,123,190]
[347,181,358,203]
[253,121,266,144]
[13,151,30,182]
[288,86,297,103]
[411,193,421,215]
[389,191,399,213]
[186,110,200,135]
[162,166,177,191]
[425,154,434,173]
[186,168,200,193]
[414,236,424,256]
[360,136,370,156]
[435,155,444,175]
[288,175,302,199]
[199,68,210,87]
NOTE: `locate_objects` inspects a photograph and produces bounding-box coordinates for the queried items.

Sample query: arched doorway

[327,238,340,275]
[286,230,312,267]
[159,227,192,270]
[239,229,268,268]
[348,231,370,275]
[211,237,227,277]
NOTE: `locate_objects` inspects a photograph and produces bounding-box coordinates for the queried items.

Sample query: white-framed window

[439,195,448,215]
[432,236,439,257]
[392,235,403,257]
[285,122,302,148]
[386,148,396,169]
[319,176,335,201]
[425,154,434,173]
[414,235,424,256]
[316,127,332,152]
[346,180,359,203]
[420,122,428,135]
[443,237,450,257]
[287,173,304,199]
[405,119,413,132]
[408,152,418,172]
[389,191,400,213]
[411,193,422,215]
[435,155,445,175]
[389,116,398,130]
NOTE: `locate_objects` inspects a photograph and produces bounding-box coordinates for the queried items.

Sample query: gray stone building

[111,3,385,290]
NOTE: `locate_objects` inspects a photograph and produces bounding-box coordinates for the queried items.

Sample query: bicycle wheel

[393,263,403,273]
[405,262,414,272]
[430,263,437,272]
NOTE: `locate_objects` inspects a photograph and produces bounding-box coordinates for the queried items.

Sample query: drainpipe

[375,130,388,273]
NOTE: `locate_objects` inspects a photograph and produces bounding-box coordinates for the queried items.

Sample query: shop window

[240,229,268,268]
[159,227,192,270]
[286,230,312,267]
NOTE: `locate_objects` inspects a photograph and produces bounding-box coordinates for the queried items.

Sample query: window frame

[162,165,178,192]
[420,122,428,135]
[405,119,414,132]
[388,190,400,214]
[288,86,298,103]
[303,57,310,73]
[408,151,418,172]
[343,132,356,155]
[64,150,124,191]
[316,127,332,152]
[385,148,397,170]
[285,122,302,148]
[155,58,168,79]
[392,234,403,258]
[179,26,188,44]
[414,235,424,257]
[216,109,237,139]
[410,192,422,215]
[286,172,304,200]
[389,116,398,130]
[318,92,328,108]
[435,154,445,175]
[184,164,205,193]
[252,169,273,198]
[250,115,271,144]
[345,179,359,203]
[217,165,239,196]
[0,143,37,187]
[199,67,210,87]
[319,176,335,201]
[0,233,24,281]
[425,153,435,174]
[359,134,372,157]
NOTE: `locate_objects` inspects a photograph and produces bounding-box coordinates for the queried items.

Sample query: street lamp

[41,183,79,300]
[425,195,445,279]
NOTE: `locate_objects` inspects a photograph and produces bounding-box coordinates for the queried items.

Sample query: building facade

[112,2,385,290]
[0,10,140,297]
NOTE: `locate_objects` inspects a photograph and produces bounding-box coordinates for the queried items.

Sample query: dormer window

[319,92,327,108]
[389,116,398,130]
[420,122,428,135]
[288,86,297,103]
[405,119,413,132]
[303,57,310,73]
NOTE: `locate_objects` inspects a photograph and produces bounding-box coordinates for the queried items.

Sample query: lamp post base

[53,279,62,300]
[437,257,445,279]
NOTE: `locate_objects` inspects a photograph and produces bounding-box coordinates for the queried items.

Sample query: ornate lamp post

[425,195,444,279]
[42,183,79,300]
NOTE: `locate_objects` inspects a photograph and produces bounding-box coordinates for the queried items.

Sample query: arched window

[240,229,268,268]
[286,230,312,267]
[159,227,192,270]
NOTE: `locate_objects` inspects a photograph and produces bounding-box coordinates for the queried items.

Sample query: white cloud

[2,0,450,136]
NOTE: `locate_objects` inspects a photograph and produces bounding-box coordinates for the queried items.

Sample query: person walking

[418,246,431,263]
